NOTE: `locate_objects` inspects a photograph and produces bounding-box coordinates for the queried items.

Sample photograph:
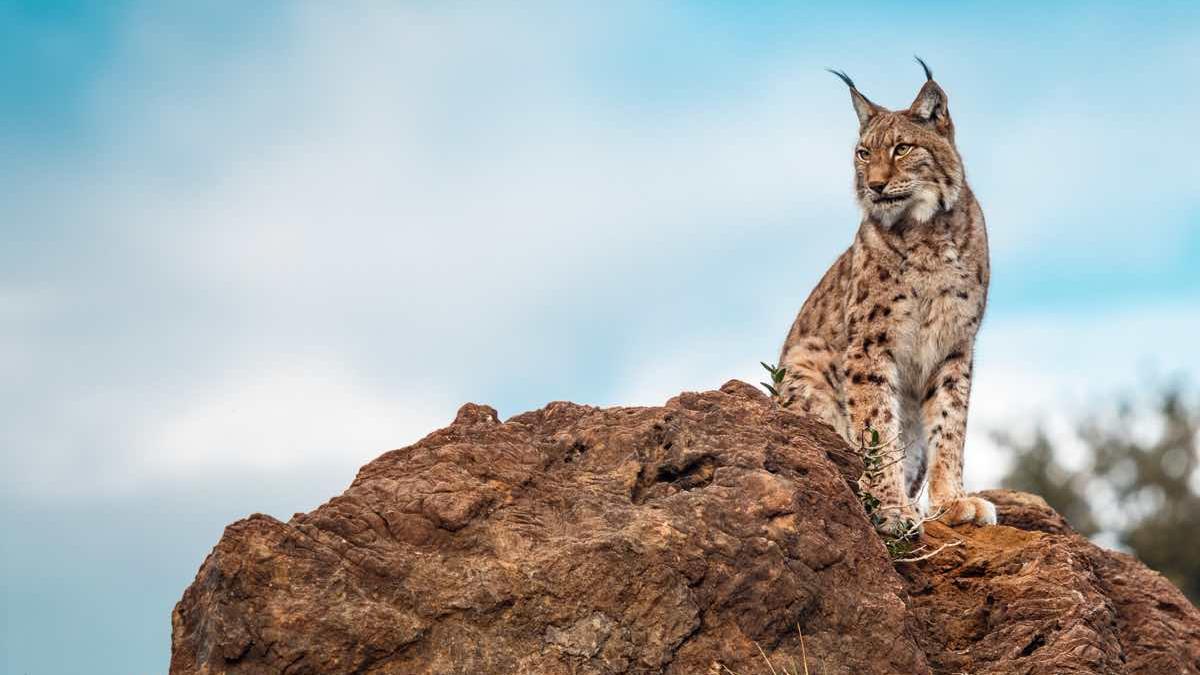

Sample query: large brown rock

[171,381,1200,674]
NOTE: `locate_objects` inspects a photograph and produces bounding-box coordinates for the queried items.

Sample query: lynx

[776,59,996,533]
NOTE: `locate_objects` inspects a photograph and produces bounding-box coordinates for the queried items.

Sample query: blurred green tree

[994,386,1199,604]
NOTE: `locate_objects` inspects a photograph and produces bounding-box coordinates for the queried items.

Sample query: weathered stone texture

[172,381,1200,674]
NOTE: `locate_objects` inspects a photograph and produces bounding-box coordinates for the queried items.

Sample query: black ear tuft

[827,68,879,126]
[914,56,933,81]
[826,68,857,90]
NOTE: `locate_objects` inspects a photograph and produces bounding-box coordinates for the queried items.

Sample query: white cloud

[607,332,771,409]
[73,1,860,382]
[3,353,456,499]
[143,357,453,478]
[7,3,846,498]
[973,106,1199,263]
[966,302,1200,482]
[4,3,1197,502]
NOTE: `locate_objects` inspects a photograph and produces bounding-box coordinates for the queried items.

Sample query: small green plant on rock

[856,426,961,562]
[856,426,920,559]
[760,362,787,400]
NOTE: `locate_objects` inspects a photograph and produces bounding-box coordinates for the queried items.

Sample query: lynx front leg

[921,347,996,526]
[844,345,916,533]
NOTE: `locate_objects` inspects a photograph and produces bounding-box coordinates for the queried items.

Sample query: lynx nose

[868,180,888,195]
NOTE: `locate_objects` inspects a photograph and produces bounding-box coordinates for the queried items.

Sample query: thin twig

[859,426,920,453]
[870,453,911,472]
[860,433,908,454]
[873,499,928,513]
[755,641,779,675]
[894,540,963,563]
[890,505,950,540]
[797,623,810,675]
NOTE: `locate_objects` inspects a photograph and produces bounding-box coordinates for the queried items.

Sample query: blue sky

[2,2,1198,672]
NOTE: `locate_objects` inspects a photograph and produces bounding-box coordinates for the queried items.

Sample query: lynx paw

[932,495,997,526]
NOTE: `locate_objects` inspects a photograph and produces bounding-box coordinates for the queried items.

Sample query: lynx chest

[890,237,984,389]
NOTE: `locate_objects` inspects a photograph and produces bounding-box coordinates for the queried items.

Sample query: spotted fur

[778,60,996,531]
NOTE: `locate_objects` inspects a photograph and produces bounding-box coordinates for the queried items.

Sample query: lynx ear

[907,57,953,136]
[827,69,879,126]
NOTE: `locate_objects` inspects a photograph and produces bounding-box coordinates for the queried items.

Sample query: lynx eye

[894,143,913,158]
[855,148,870,161]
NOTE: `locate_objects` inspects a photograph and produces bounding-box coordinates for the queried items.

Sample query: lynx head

[829,58,964,228]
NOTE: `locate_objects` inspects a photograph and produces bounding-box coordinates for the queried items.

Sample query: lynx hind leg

[778,339,849,440]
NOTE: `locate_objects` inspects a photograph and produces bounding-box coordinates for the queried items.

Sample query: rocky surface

[171,381,1200,674]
